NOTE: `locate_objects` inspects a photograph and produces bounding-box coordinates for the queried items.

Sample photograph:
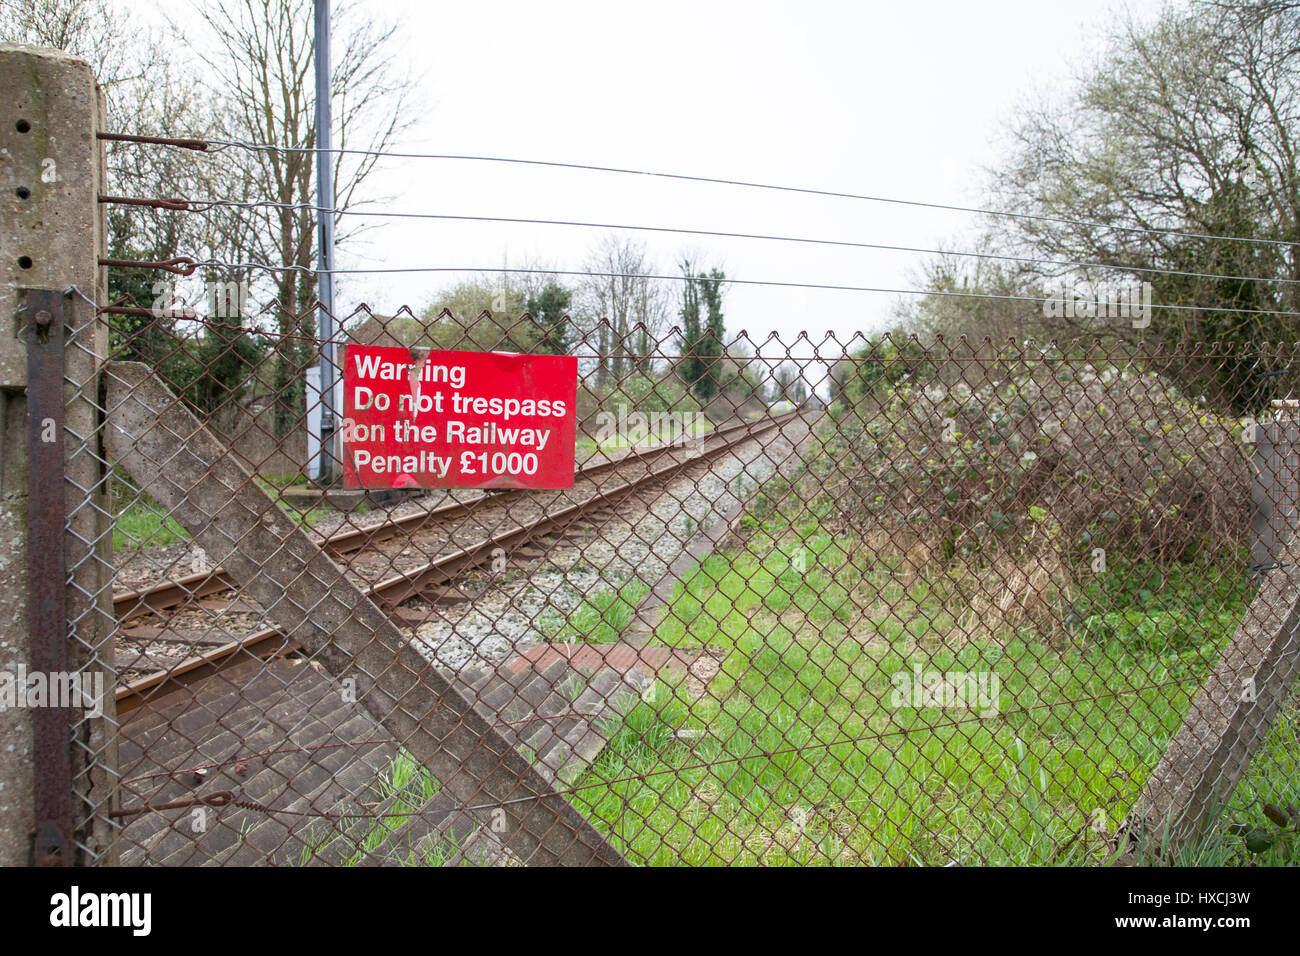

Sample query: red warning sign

[342,345,576,489]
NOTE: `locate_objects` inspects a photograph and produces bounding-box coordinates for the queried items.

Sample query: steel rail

[112,413,793,621]
[113,412,800,712]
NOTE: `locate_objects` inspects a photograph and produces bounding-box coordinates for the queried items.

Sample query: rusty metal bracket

[96,131,210,151]
[98,255,197,276]
[25,289,73,867]
[98,195,192,212]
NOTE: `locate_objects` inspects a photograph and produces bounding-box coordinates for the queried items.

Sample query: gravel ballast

[410,419,813,671]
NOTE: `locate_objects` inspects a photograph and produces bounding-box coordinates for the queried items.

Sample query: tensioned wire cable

[177,196,1300,289]
[183,139,1298,251]
[100,132,1298,252]
[182,260,1300,318]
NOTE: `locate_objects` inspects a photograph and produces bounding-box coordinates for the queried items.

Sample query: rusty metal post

[26,291,71,865]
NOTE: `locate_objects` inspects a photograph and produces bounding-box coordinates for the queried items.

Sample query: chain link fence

[46,299,1295,866]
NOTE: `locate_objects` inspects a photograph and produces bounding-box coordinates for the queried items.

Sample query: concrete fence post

[0,45,114,865]
[1126,402,1300,852]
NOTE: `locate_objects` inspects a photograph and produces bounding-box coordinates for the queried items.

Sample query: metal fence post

[313,0,339,486]
[0,45,114,865]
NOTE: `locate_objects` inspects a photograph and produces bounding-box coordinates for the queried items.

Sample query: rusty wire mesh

[60,299,1300,866]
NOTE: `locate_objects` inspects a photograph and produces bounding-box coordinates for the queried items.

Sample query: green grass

[114,485,343,551]
[277,500,339,529]
[296,751,457,867]
[565,507,1292,866]
[545,580,652,644]
[256,475,358,527]
[257,473,314,488]
[113,501,189,550]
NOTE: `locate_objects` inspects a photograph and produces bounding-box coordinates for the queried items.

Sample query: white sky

[154,0,1169,354]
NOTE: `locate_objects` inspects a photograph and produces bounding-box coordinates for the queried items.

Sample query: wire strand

[179,260,1300,319]
[176,138,1300,252]
[180,196,1300,290]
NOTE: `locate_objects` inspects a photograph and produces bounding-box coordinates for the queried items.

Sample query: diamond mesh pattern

[57,303,1300,866]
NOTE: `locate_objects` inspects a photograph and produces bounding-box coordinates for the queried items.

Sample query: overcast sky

[165,0,1168,355]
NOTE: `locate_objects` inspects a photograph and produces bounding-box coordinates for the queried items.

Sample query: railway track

[112,412,792,622]
[113,411,800,711]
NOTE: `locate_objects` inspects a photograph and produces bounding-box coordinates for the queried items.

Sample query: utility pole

[314,0,337,484]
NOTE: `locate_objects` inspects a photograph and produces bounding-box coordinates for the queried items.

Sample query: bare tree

[893,248,1044,344]
[986,0,1300,411]
[576,235,669,388]
[0,0,160,97]
[185,0,415,432]
[2,0,417,426]
[0,2,239,355]
[0,2,200,278]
